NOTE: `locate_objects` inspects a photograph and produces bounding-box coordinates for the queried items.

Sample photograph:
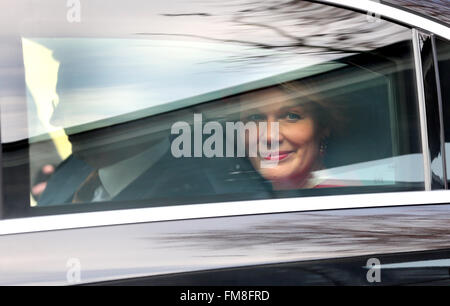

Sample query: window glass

[0,0,424,218]
[419,33,446,189]
[435,37,450,186]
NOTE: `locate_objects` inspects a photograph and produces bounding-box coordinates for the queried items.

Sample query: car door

[0,0,449,286]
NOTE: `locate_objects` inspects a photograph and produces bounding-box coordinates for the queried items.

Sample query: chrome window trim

[0,190,449,235]
[412,29,432,191]
[319,0,450,40]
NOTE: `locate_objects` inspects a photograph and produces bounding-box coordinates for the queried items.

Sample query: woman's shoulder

[309,176,362,189]
[314,183,346,188]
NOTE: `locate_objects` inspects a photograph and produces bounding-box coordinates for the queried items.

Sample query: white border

[0,190,449,235]
[320,0,450,40]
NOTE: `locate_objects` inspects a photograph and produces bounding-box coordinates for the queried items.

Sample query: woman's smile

[261,150,294,161]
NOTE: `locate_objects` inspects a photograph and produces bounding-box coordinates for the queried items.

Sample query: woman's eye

[246,114,265,121]
[285,112,302,120]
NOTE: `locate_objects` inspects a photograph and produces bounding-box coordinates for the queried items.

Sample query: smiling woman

[238,82,347,190]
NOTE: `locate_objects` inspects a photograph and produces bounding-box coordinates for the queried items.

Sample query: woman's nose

[261,118,284,145]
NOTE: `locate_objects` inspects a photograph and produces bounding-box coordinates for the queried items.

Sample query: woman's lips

[262,151,292,161]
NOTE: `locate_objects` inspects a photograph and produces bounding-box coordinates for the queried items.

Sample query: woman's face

[240,87,324,189]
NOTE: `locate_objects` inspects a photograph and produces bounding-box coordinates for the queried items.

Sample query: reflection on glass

[435,37,450,186]
[418,33,446,189]
[0,0,425,216]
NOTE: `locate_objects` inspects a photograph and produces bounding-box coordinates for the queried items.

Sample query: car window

[0,0,425,218]
[435,37,450,186]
